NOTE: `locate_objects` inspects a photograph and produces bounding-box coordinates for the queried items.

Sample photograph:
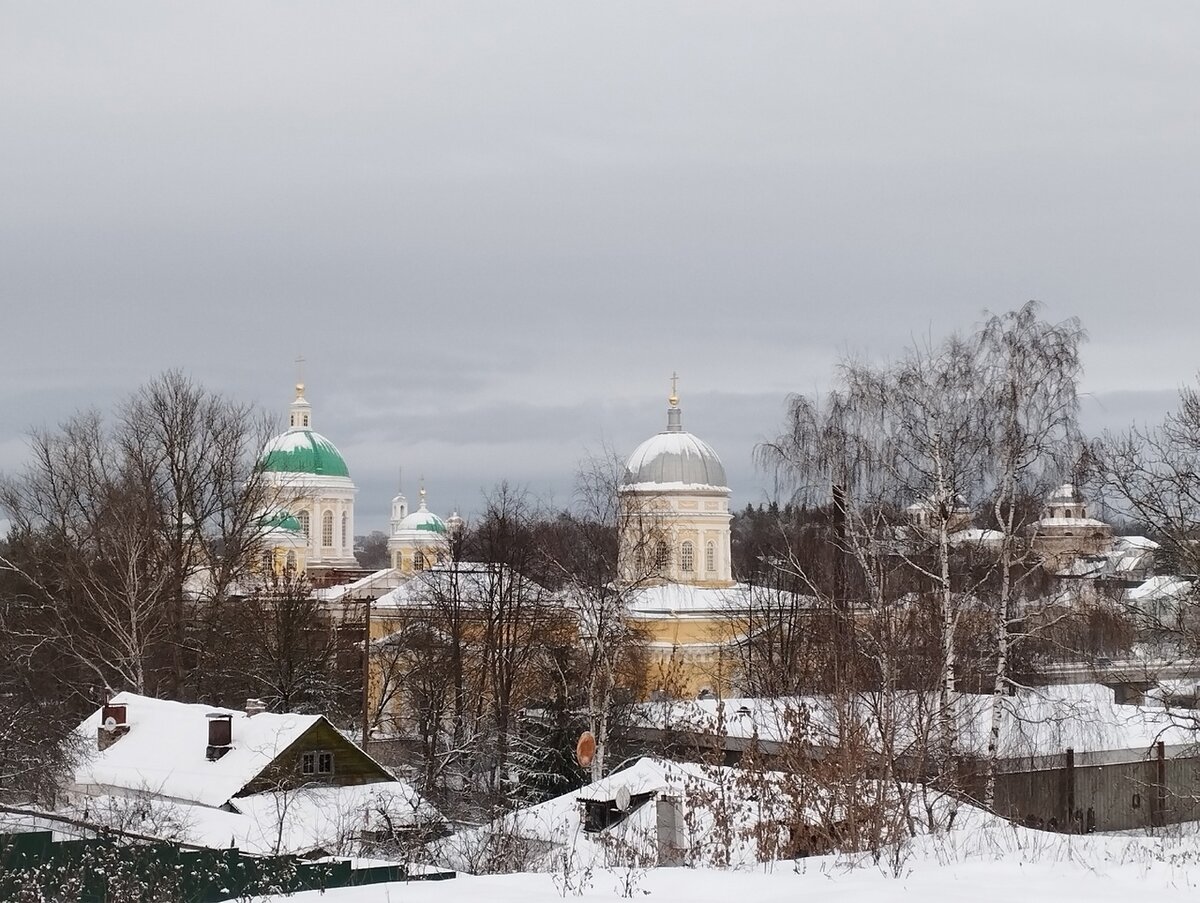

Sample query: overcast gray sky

[2,2,1199,531]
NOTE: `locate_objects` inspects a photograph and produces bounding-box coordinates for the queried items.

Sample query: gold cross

[669,371,679,406]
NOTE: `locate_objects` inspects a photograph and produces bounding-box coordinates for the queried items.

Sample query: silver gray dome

[622,404,728,489]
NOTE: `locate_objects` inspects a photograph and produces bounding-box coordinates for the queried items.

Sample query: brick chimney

[97,702,130,752]
[206,713,233,761]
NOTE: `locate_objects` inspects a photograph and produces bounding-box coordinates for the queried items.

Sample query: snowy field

[260,820,1200,902]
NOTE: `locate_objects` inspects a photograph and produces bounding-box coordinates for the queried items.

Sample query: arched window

[655,539,669,572]
[414,550,426,571]
[285,550,296,574]
[297,510,310,537]
[262,550,274,575]
[322,510,334,548]
[341,512,348,549]
[705,541,715,572]
[680,541,695,573]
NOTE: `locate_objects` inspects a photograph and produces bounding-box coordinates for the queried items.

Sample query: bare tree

[225,573,344,714]
[0,372,275,701]
[1095,376,1200,733]
[975,302,1084,805]
[547,449,652,781]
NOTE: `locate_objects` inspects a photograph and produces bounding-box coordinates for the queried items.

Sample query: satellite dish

[576,730,596,769]
[103,716,118,732]
[615,785,631,812]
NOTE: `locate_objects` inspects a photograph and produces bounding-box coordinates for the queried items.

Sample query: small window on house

[303,414,310,427]
[302,751,334,776]
[414,551,425,571]
[298,510,310,537]
[1131,793,1141,809]
[322,510,334,548]
[655,539,669,572]
[341,512,348,548]
[681,541,695,572]
[706,541,715,572]
[262,551,274,574]
[285,550,296,574]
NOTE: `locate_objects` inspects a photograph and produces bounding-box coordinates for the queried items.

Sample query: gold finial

[419,477,426,506]
[295,354,306,398]
[668,371,679,408]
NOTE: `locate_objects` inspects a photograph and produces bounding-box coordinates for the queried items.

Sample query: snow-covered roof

[375,562,556,611]
[227,782,440,853]
[1127,575,1193,604]
[395,501,448,535]
[630,684,1195,761]
[949,527,1005,546]
[574,757,679,802]
[625,582,744,616]
[70,782,440,857]
[73,693,320,808]
[437,756,836,872]
[1116,535,1161,551]
[1046,482,1084,504]
[261,428,351,479]
[624,581,819,617]
[1034,517,1111,528]
[315,567,407,603]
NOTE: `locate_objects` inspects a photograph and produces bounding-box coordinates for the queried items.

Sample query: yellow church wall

[634,612,744,699]
[259,544,306,578]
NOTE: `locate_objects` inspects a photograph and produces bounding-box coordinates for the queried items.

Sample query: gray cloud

[3,3,1199,529]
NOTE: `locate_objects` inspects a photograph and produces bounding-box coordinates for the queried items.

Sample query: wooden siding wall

[238,719,393,796]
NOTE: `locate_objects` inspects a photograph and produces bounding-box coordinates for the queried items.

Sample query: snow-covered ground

[258,814,1200,902]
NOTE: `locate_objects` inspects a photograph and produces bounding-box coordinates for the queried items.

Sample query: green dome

[261,429,350,478]
[259,509,303,533]
[398,508,447,534]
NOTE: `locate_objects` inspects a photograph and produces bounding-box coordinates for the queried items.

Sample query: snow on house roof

[73,693,320,808]
[70,781,440,857]
[437,756,838,872]
[227,782,441,854]
[574,757,679,802]
[631,684,1194,761]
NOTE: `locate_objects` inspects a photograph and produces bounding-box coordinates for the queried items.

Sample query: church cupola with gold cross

[259,363,358,572]
[388,483,450,574]
[617,375,733,588]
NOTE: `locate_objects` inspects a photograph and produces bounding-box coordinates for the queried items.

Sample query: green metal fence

[0,831,454,902]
